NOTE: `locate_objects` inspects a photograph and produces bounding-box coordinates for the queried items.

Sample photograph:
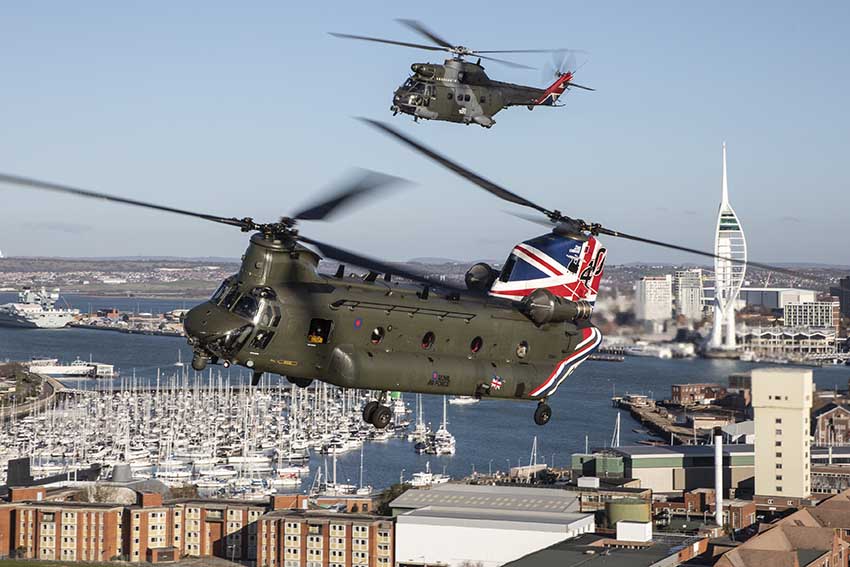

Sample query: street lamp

[488,459,493,475]
[505,458,510,473]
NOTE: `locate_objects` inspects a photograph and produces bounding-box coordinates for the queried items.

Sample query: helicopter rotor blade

[476,54,534,70]
[0,173,251,230]
[361,118,553,217]
[293,169,406,222]
[593,226,807,278]
[566,82,595,91]
[396,19,454,49]
[298,235,468,293]
[328,32,445,52]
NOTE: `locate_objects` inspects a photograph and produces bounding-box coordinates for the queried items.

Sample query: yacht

[448,396,479,405]
[409,461,450,487]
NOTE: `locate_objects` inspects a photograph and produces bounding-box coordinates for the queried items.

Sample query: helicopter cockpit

[186,280,282,366]
[393,77,431,112]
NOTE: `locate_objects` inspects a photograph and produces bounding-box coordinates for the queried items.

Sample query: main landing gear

[534,401,552,426]
[362,392,392,430]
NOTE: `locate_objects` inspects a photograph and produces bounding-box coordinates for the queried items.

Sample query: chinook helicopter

[0,122,798,428]
[331,19,593,128]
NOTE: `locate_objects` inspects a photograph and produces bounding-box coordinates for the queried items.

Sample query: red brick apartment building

[257,509,394,567]
[0,486,388,565]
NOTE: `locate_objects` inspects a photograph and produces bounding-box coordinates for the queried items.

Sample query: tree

[376,483,412,516]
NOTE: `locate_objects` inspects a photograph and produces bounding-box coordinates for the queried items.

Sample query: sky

[0,1,847,266]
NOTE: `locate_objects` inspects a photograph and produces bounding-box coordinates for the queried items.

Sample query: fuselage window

[421,331,436,350]
[252,331,275,349]
[371,327,385,345]
[457,94,463,101]
[307,318,333,345]
[480,96,486,104]
[516,341,529,359]
[470,336,483,353]
[498,255,517,283]
[257,303,282,328]
[447,91,453,100]
[464,94,470,102]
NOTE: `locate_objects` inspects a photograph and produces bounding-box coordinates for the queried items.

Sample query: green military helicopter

[0,121,791,428]
[331,19,593,128]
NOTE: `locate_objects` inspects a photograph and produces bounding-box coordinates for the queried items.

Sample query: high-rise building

[709,143,747,350]
[674,269,704,321]
[635,275,672,322]
[830,277,850,318]
[752,368,813,509]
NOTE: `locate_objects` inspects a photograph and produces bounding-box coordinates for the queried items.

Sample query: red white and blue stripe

[529,326,602,398]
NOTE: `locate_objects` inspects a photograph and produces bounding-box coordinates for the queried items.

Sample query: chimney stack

[714,426,723,528]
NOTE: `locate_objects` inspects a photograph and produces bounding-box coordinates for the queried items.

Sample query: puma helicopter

[331,19,593,128]
[0,122,788,428]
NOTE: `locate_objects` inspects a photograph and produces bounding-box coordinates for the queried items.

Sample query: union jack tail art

[489,232,607,305]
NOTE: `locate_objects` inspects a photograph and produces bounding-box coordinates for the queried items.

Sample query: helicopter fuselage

[184,233,596,402]
[391,59,559,128]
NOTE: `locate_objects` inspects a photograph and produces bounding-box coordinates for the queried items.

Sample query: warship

[0,287,79,328]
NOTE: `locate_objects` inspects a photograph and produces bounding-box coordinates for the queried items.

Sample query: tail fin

[533,72,594,106]
[534,72,574,106]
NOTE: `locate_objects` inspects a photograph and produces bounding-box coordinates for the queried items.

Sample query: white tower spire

[709,143,748,350]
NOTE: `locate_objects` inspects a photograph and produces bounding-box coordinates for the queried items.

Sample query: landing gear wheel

[191,354,207,372]
[534,403,552,426]
[362,401,379,424]
[371,405,392,429]
[287,377,313,388]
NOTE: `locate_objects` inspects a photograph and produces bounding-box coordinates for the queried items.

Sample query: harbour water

[2,293,848,491]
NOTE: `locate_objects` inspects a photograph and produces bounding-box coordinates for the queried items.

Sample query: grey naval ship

[0,287,79,328]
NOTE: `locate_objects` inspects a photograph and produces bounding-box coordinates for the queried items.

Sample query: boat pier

[611,395,698,445]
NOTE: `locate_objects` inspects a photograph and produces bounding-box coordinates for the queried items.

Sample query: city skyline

[0,2,847,264]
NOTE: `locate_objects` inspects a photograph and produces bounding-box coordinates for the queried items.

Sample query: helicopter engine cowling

[521,288,592,325]
[465,262,498,292]
[411,63,436,79]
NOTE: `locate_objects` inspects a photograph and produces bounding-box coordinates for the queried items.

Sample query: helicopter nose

[184,301,249,344]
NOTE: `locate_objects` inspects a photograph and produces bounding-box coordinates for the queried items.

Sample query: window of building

[776,441,782,446]
[775,418,782,424]
[777,486,783,492]
[776,452,782,458]
[776,475,783,481]
[777,463,783,469]
[776,429,782,435]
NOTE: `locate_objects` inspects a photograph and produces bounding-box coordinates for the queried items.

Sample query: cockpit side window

[211,281,229,304]
[221,289,241,310]
[233,295,259,320]
[499,255,517,283]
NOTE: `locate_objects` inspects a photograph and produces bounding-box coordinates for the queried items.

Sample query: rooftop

[390,483,582,514]
[399,505,591,527]
[613,444,754,458]
[503,533,701,567]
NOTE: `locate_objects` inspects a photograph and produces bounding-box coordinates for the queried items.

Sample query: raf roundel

[354,318,363,330]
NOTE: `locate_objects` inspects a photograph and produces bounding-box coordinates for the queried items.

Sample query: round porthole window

[421,331,436,350]
[371,327,385,345]
[516,341,529,359]
[470,336,483,353]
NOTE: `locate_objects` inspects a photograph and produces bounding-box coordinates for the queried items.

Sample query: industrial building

[390,484,595,567]
[737,325,836,356]
[752,367,813,509]
[608,445,754,494]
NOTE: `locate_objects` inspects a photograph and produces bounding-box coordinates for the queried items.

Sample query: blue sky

[0,1,847,265]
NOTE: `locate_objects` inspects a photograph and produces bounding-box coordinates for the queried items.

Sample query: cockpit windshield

[402,77,426,93]
[498,254,517,283]
[232,286,279,323]
[233,295,259,320]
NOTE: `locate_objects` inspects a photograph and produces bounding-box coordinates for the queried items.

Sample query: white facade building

[395,506,595,567]
[752,368,813,503]
[710,143,747,350]
[674,269,705,321]
[784,301,840,331]
[635,275,672,322]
